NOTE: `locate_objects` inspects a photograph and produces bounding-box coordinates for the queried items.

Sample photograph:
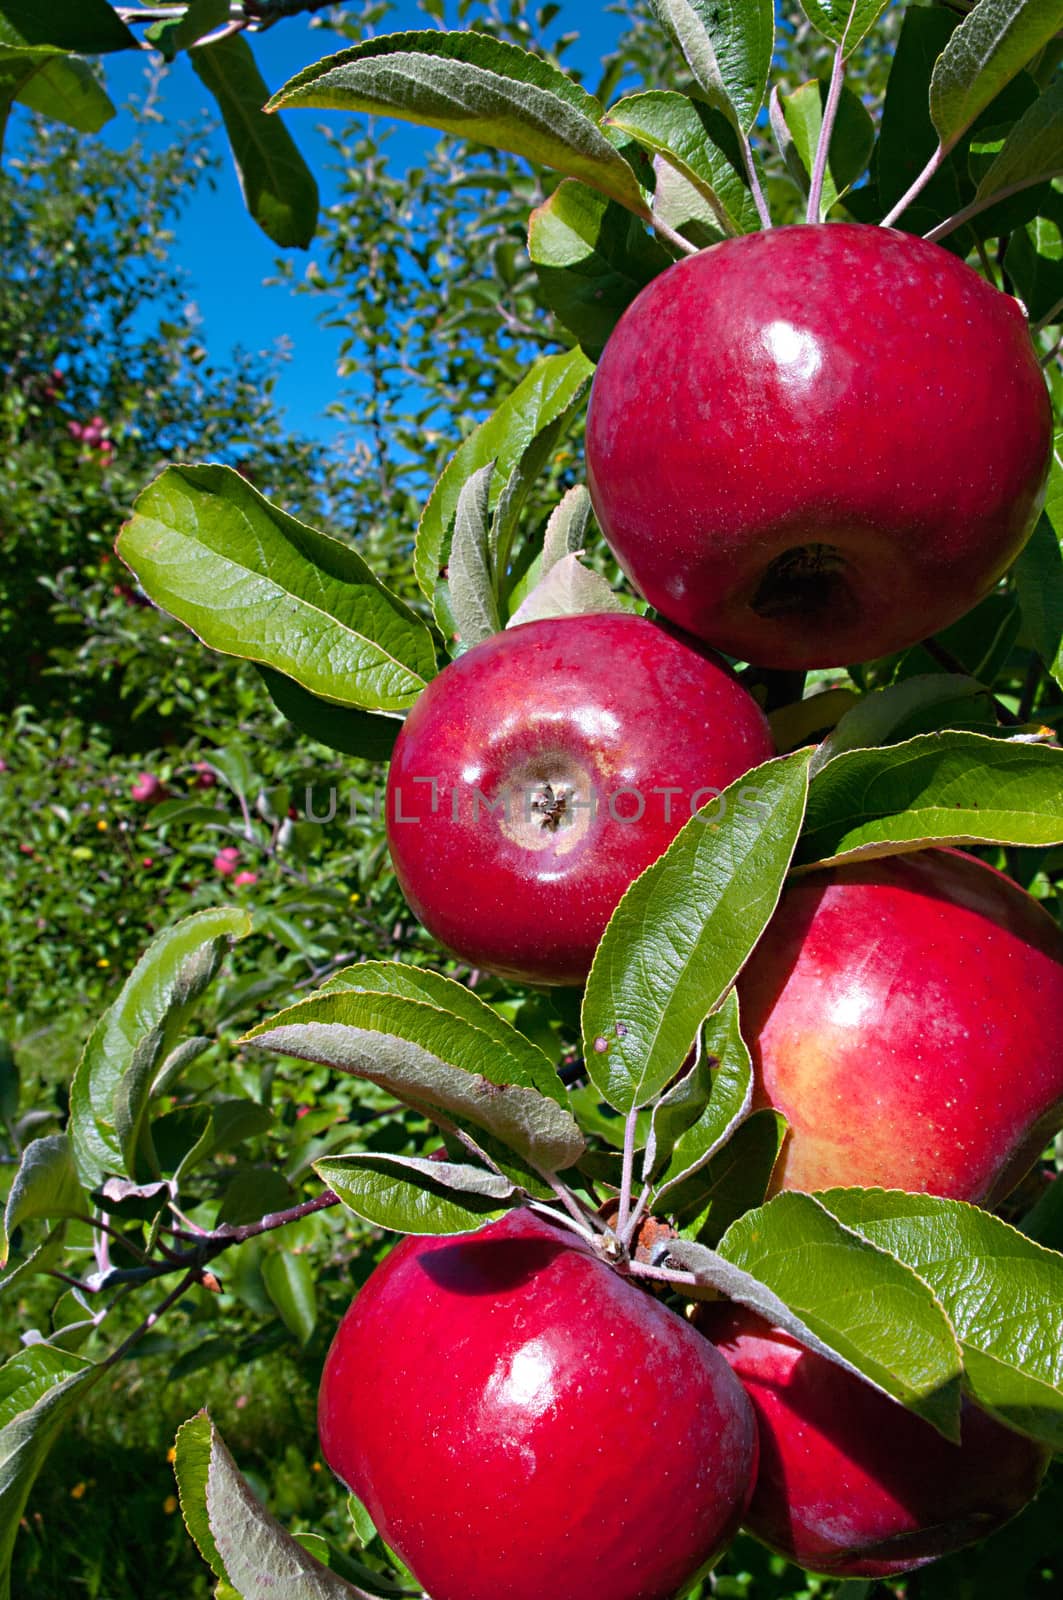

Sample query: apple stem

[741,135,774,231]
[628,1257,699,1291]
[537,1170,606,1238]
[616,1106,640,1237]
[879,142,948,229]
[926,176,1063,247]
[526,1199,599,1247]
[651,215,700,258]
[806,38,847,225]
[620,1181,652,1251]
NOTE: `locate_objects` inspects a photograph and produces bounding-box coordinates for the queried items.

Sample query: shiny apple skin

[385,613,774,984]
[696,1304,1048,1579]
[735,849,1063,1203]
[585,224,1052,670]
[318,1210,758,1600]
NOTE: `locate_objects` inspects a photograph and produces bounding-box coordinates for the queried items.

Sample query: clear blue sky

[94,3,628,442]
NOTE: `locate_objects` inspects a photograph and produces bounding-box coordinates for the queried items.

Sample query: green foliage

[4,4,1063,1600]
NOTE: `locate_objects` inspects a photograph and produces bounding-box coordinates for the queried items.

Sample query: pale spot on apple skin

[761,319,823,387]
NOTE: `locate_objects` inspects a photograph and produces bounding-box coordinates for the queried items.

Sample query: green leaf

[0,0,136,53]
[257,668,400,762]
[674,1110,787,1245]
[507,552,628,626]
[509,484,594,611]
[190,35,319,249]
[796,731,1063,867]
[930,0,1063,153]
[647,0,774,132]
[775,76,875,217]
[716,1191,964,1437]
[582,750,812,1114]
[606,91,759,236]
[0,1135,85,1268]
[243,991,584,1171]
[318,961,563,1103]
[1006,201,1063,322]
[974,76,1063,202]
[0,43,114,147]
[528,178,672,355]
[261,1251,316,1346]
[0,1345,102,1600]
[315,1153,516,1235]
[175,1412,373,1599]
[118,465,435,715]
[797,0,892,55]
[819,1189,1063,1451]
[269,30,646,217]
[813,674,993,770]
[414,348,594,628]
[877,5,963,218]
[448,462,501,649]
[69,907,253,1188]
[1015,500,1063,693]
[651,991,753,1201]
[0,1041,17,1126]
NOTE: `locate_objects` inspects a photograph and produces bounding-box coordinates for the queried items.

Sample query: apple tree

[4,1,1063,1598]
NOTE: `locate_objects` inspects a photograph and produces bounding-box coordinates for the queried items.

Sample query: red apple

[130,772,167,804]
[319,1209,758,1600]
[696,1303,1048,1578]
[735,848,1063,1203]
[385,613,775,984]
[585,224,1051,669]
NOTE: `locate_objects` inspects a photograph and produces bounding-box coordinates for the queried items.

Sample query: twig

[806,37,847,225]
[651,215,699,258]
[1033,294,1063,335]
[616,1107,639,1238]
[740,135,773,231]
[926,177,1063,246]
[880,144,947,229]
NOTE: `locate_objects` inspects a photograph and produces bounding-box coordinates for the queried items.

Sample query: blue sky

[92,3,628,442]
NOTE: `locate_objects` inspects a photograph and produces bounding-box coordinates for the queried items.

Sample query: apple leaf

[542,486,593,573]
[0,43,113,148]
[243,991,584,1171]
[646,0,774,133]
[714,1191,964,1438]
[0,0,136,53]
[119,465,435,715]
[0,1135,84,1269]
[315,1153,517,1235]
[268,31,646,218]
[190,35,318,249]
[506,553,628,627]
[797,0,892,54]
[1015,433,1063,687]
[812,673,994,772]
[318,961,562,1103]
[528,178,672,355]
[796,730,1063,867]
[261,1251,317,1347]
[606,92,759,237]
[448,462,501,651]
[973,75,1063,202]
[68,906,253,1189]
[774,77,875,217]
[508,484,595,612]
[1006,203,1063,324]
[415,348,594,632]
[257,668,400,763]
[650,991,753,1200]
[0,1344,102,1600]
[674,1110,788,1245]
[174,1411,376,1599]
[876,5,963,219]
[930,0,1063,154]
[582,750,812,1115]
[818,1190,1063,1451]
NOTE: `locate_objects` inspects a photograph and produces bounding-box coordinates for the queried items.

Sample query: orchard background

[2,1,1063,1597]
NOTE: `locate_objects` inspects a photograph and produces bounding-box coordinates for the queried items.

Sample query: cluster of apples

[317,225,1059,1597]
